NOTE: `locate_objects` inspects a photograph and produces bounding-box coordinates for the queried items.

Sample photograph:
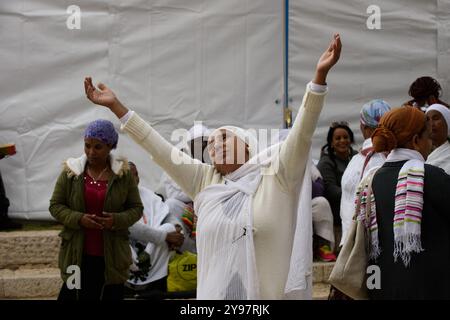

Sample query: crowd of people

[1,33,450,300]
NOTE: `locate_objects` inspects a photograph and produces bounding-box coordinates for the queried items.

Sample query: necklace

[87,166,108,186]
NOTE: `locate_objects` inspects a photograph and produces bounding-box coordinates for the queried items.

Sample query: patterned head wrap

[360,99,391,128]
[84,119,119,149]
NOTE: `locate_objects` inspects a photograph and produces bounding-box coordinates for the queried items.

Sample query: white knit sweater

[121,85,326,299]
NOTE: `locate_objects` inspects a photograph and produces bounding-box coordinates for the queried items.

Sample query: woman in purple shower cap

[49,119,143,301]
[84,119,119,149]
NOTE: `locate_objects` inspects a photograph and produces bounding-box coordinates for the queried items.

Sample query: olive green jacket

[49,154,143,285]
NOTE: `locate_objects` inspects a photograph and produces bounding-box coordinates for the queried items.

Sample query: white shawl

[285,157,312,299]
[426,141,450,174]
[195,161,262,299]
[194,144,312,300]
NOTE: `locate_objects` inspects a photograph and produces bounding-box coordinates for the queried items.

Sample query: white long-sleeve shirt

[120,83,326,299]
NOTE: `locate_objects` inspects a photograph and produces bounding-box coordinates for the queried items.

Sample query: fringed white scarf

[358,148,425,267]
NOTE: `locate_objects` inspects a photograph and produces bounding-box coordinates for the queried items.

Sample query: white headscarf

[426,104,450,136]
[209,126,258,159]
[165,123,212,202]
[188,123,212,141]
[425,104,450,174]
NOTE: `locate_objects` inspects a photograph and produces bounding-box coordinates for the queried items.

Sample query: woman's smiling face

[331,128,351,156]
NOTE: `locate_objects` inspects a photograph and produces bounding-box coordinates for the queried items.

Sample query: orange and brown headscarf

[372,106,426,153]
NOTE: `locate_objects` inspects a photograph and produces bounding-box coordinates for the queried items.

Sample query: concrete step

[313,261,334,283]
[0,231,60,269]
[313,282,330,300]
[0,267,61,299]
[0,230,334,299]
[0,230,335,281]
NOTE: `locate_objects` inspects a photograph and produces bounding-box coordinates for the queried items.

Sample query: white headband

[210,126,258,159]
[187,123,211,142]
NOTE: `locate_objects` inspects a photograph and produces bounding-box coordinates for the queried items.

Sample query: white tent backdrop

[0,0,449,220]
[289,0,450,159]
[0,0,284,220]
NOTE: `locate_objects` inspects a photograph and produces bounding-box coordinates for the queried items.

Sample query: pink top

[83,173,108,256]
